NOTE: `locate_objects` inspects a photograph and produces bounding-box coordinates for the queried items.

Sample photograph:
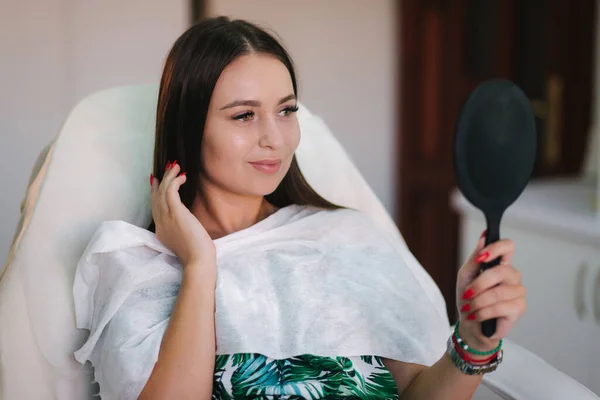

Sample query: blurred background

[0,0,396,258]
[1,1,600,397]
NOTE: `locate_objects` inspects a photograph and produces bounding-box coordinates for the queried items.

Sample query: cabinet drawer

[587,260,600,396]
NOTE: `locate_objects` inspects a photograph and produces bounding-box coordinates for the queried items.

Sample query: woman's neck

[190,184,278,240]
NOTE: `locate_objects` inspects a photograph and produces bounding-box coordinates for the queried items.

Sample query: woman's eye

[279,105,299,117]
[233,111,254,122]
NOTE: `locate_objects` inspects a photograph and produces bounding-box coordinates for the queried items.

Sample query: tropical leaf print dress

[212,353,399,399]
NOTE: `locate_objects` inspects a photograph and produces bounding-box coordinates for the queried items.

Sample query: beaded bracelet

[454,321,503,356]
[447,336,503,375]
[452,334,499,364]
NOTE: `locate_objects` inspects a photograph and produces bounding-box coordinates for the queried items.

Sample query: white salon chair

[0,85,597,400]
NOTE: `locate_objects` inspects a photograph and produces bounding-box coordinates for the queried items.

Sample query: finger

[470,231,487,260]
[466,297,526,322]
[457,231,487,284]
[476,238,515,265]
[160,161,181,212]
[466,264,521,296]
[166,172,187,211]
[163,160,180,179]
[463,230,487,268]
[463,284,526,313]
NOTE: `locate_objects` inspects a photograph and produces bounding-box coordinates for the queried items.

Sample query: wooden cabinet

[453,179,600,396]
[398,0,596,324]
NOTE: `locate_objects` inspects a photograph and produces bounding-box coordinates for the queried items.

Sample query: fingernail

[475,252,489,263]
[467,313,476,321]
[149,173,154,185]
[166,161,171,169]
[461,303,471,312]
[480,230,487,238]
[178,172,186,177]
[172,160,178,166]
[462,288,475,300]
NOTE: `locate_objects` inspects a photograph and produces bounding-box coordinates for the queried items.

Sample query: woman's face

[201,54,300,197]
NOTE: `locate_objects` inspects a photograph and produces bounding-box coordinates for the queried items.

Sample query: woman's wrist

[444,322,504,376]
[457,321,501,357]
[184,259,217,284]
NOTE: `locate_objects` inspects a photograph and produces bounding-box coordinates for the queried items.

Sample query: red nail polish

[467,313,476,321]
[178,172,186,177]
[462,288,475,300]
[475,252,489,263]
[461,303,471,312]
[149,174,154,185]
[172,160,178,166]
[166,161,171,169]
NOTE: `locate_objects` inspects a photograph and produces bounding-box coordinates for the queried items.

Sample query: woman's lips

[249,160,282,174]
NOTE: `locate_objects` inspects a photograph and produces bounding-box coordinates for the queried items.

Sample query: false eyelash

[284,105,299,113]
[233,111,254,121]
[233,105,298,121]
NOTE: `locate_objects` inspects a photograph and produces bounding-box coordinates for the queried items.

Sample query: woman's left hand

[455,231,527,350]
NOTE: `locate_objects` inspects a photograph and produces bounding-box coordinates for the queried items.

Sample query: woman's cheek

[285,122,301,152]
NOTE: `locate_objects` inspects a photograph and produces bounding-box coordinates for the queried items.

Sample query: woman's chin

[252,179,285,197]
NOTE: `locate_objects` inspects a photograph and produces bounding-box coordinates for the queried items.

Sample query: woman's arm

[383,354,483,400]
[385,236,525,399]
[383,323,501,399]
[139,162,219,399]
[138,263,216,400]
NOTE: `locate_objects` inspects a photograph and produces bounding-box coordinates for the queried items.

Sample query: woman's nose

[258,118,284,149]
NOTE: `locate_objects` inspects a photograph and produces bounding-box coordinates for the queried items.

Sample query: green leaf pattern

[212,354,399,399]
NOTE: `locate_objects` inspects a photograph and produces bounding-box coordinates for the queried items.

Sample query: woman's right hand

[151,161,216,270]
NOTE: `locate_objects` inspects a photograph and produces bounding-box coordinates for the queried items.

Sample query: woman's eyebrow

[277,94,296,104]
[220,99,261,110]
[220,94,296,110]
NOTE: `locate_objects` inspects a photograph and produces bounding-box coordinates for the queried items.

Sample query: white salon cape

[73,205,450,399]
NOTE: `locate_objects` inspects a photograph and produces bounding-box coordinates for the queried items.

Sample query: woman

[73,17,526,399]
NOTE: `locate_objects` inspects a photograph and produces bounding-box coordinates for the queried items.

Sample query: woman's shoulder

[82,220,174,259]
[73,220,180,331]
[298,205,391,243]
[298,204,369,220]
[314,205,382,226]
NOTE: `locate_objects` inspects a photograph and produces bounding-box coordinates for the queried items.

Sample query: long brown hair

[150,17,340,230]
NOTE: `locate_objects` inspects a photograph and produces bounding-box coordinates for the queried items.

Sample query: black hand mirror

[453,79,537,338]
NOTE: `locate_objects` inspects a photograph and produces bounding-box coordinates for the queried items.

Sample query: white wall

[0,0,188,262]
[0,0,398,263]
[208,0,398,213]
